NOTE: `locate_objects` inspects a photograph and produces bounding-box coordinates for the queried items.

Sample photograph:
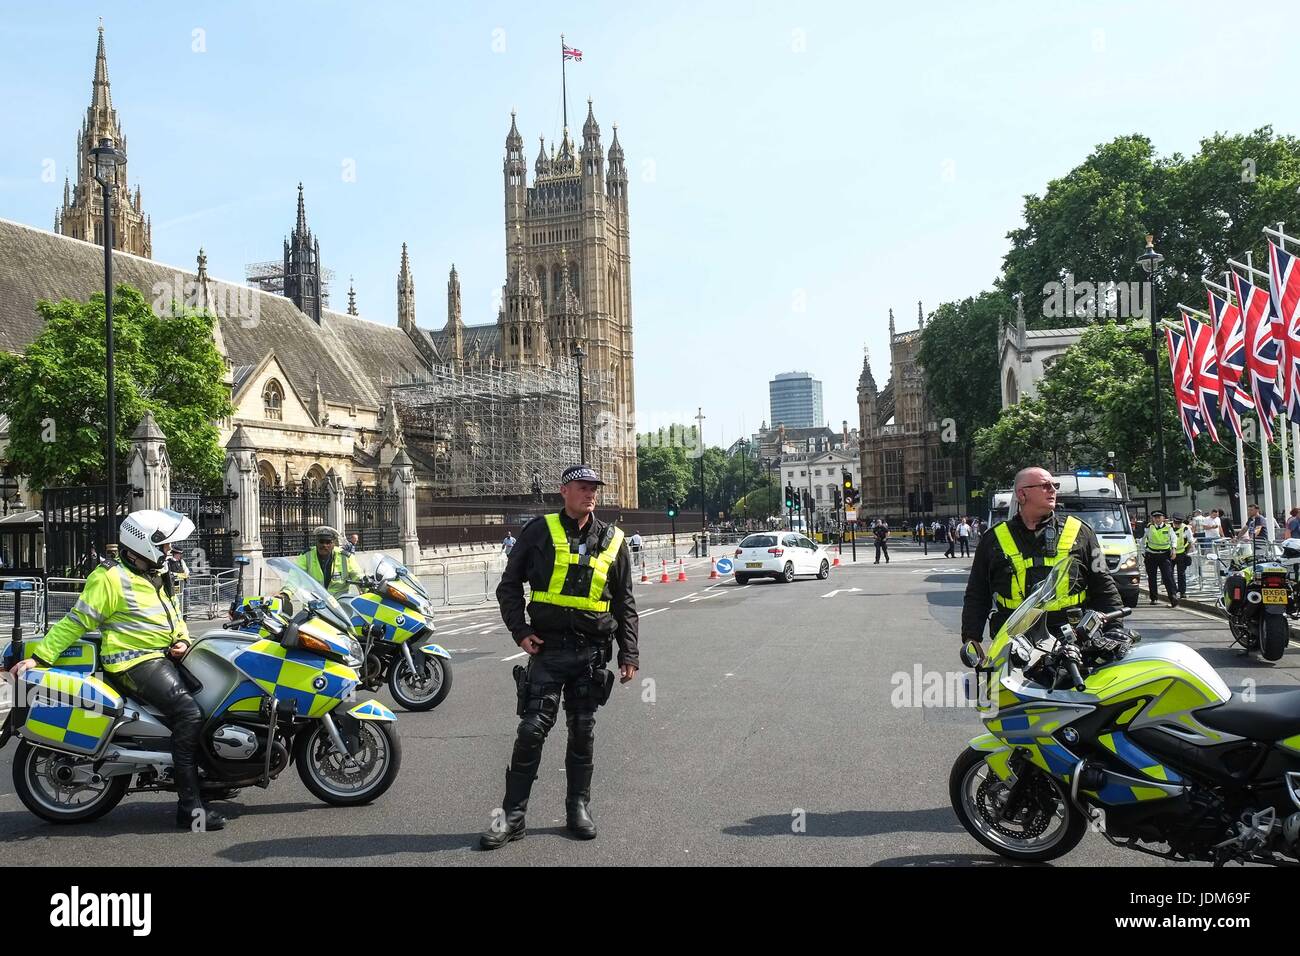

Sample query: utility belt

[1145,549,1171,555]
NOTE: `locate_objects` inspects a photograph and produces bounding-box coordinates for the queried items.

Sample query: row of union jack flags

[1168,237,1300,450]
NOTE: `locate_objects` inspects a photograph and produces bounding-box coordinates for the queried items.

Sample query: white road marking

[669,592,699,603]
[501,651,528,662]
[821,587,863,598]
[640,607,669,618]
[689,592,724,602]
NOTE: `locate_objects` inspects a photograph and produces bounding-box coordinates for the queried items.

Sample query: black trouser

[944,535,955,558]
[510,637,611,799]
[1144,551,1176,602]
[874,538,889,563]
[1174,553,1191,597]
[109,657,204,807]
[959,536,970,557]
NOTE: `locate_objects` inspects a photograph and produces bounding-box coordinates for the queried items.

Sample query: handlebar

[1065,658,1087,692]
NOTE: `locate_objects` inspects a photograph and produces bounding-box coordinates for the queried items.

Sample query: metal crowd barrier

[411,561,497,608]
[0,576,45,639]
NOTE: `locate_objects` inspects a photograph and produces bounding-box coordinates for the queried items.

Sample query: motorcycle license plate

[746,562,763,569]
[1263,588,1288,605]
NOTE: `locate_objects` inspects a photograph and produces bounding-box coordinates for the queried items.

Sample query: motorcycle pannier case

[16,668,123,756]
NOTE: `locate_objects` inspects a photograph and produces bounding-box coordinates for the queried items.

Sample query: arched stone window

[304,464,326,491]
[257,460,278,488]
[263,379,284,420]
[1005,369,1019,405]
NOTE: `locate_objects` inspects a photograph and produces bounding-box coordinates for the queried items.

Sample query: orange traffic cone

[659,560,670,584]
[640,562,650,584]
[709,557,719,580]
[677,558,689,582]
[833,548,841,568]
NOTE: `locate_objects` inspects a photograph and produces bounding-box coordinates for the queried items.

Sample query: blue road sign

[716,557,734,575]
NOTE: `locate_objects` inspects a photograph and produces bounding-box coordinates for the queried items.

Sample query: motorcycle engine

[212,725,258,760]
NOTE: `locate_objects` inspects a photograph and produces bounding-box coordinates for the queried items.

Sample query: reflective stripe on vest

[529,514,625,612]
[992,516,1087,611]
[1174,529,1190,555]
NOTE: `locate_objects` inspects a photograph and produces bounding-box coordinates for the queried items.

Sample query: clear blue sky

[1,2,1292,449]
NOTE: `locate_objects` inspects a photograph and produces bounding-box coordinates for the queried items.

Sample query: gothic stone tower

[502,102,637,507]
[284,184,322,324]
[56,23,152,257]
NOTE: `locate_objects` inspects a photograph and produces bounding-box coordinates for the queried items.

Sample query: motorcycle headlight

[1117,552,1138,572]
[345,638,364,668]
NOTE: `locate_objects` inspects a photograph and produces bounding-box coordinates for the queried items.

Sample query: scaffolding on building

[244,260,335,307]
[390,358,616,498]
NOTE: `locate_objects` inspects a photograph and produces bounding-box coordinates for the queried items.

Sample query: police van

[1005,471,1141,608]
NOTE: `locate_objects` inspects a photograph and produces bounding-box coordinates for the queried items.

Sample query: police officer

[295,525,357,598]
[961,466,1121,655]
[7,509,227,831]
[1142,511,1178,607]
[1171,515,1194,600]
[480,465,639,850]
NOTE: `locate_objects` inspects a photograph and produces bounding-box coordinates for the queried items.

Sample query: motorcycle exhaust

[1246,590,1263,605]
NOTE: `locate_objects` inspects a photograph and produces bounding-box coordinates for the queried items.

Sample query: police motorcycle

[0,556,401,824]
[1217,537,1298,662]
[951,558,1300,865]
[242,552,452,712]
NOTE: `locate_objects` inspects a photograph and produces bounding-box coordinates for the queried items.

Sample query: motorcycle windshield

[1001,558,1073,640]
[353,551,433,612]
[266,557,353,634]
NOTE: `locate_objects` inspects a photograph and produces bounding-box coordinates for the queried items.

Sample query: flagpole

[1262,416,1277,541]
[1237,435,1249,530]
[1283,416,1293,517]
[561,34,568,131]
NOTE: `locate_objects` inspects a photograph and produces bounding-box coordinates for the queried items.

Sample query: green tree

[0,285,232,491]
[635,426,694,506]
[918,291,1009,455]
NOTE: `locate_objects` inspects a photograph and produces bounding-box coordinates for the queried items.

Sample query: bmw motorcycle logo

[394,614,406,627]
[312,676,327,691]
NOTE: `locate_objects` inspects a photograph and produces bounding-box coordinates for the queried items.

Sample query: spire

[858,346,877,393]
[397,242,416,332]
[917,300,924,330]
[505,109,523,150]
[535,135,550,176]
[608,123,624,161]
[92,19,112,112]
[888,308,895,338]
[295,182,307,236]
[445,263,463,332]
[347,276,357,315]
[582,98,600,141]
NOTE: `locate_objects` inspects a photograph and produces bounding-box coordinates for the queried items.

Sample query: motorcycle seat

[1197,686,1300,740]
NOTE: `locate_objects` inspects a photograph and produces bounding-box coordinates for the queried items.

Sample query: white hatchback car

[732,532,832,584]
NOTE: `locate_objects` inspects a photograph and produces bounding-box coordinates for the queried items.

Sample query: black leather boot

[175,764,227,832]
[479,769,533,850]
[565,759,596,840]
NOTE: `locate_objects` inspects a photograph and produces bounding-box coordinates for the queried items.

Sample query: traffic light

[666,500,678,519]
[842,470,854,494]
[784,485,795,510]
[832,486,842,508]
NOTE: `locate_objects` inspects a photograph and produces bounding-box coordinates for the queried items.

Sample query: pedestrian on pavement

[1142,511,1178,607]
[502,531,516,556]
[874,520,890,564]
[165,546,190,605]
[344,532,360,555]
[1287,507,1300,540]
[1171,515,1193,600]
[1243,503,1279,540]
[943,520,956,559]
[961,466,1120,657]
[482,464,638,850]
[957,518,972,557]
[1217,508,1235,538]
[79,544,99,578]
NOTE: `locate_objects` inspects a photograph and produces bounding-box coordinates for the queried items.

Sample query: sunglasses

[1021,481,1060,492]
[317,538,335,545]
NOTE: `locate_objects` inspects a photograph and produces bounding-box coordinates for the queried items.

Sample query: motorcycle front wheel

[12,742,129,824]
[294,720,402,806]
[387,652,452,711]
[949,747,1086,863]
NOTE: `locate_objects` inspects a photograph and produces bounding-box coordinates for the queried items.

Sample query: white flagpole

[1237,434,1248,530]
[1262,417,1277,542]
[1283,419,1293,517]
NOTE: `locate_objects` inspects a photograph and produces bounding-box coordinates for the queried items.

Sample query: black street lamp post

[1137,234,1168,515]
[572,344,587,465]
[90,136,126,530]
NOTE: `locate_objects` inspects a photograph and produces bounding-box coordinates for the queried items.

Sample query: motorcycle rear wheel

[1262,614,1289,662]
[949,747,1086,863]
[12,742,129,824]
[387,653,452,711]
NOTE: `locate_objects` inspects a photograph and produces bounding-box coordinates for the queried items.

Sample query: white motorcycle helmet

[1283,538,1300,560]
[119,508,195,569]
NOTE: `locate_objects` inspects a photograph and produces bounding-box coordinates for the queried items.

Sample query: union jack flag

[1269,241,1300,425]
[1235,270,1282,442]
[1182,311,1221,445]
[1209,289,1254,440]
[1166,326,1203,450]
[563,44,583,61]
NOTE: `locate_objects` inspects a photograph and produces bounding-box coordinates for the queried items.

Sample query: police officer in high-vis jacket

[8,509,228,831]
[962,466,1122,655]
[480,465,639,850]
[1142,511,1178,607]
[295,525,358,598]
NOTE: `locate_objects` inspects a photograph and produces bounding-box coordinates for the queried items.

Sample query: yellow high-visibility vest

[992,516,1087,611]
[529,514,625,612]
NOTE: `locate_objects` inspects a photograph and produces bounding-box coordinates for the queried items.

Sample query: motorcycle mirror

[959,640,984,668]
